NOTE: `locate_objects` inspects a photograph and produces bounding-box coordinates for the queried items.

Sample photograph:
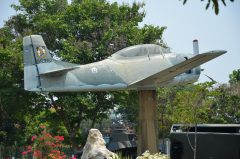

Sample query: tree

[209,84,240,123]
[114,91,139,124]
[157,85,186,138]
[180,0,235,15]
[157,79,240,156]
[158,82,214,159]
[229,68,240,84]
[0,26,47,146]
[172,83,213,124]
[2,0,166,147]
[209,69,240,123]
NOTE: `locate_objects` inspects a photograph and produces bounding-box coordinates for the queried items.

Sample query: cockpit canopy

[110,44,170,59]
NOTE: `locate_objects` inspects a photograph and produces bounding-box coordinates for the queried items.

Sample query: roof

[172,124,240,127]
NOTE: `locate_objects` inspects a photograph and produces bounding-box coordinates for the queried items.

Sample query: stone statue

[81,129,117,159]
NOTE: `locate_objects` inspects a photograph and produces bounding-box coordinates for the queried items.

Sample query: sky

[0,0,239,84]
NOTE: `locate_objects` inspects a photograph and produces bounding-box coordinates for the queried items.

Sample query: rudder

[23,35,52,91]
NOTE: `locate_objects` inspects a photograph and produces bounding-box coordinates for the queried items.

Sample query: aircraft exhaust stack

[193,39,199,55]
[193,39,200,75]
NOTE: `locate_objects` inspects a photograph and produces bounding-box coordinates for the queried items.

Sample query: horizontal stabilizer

[129,50,226,87]
[39,66,80,76]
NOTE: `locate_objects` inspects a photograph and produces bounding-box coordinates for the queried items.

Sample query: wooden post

[137,90,158,155]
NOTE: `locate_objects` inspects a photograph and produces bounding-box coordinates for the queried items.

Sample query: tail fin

[23,35,53,65]
[23,35,53,91]
[23,35,78,92]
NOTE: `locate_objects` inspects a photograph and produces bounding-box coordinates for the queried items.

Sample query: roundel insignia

[36,46,47,58]
[91,67,98,74]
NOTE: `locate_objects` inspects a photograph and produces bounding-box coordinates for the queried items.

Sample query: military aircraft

[23,35,226,92]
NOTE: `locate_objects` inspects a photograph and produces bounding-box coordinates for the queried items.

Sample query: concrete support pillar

[137,90,158,155]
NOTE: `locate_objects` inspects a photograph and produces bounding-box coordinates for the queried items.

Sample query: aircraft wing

[129,50,226,87]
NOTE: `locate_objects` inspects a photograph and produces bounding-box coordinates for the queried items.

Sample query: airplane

[23,35,226,92]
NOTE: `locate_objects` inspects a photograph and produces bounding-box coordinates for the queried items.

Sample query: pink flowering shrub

[22,125,67,159]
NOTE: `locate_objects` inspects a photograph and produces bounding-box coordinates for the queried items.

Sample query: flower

[21,151,28,155]
[31,135,37,141]
[22,125,67,159]
[54,135,64,141]
[33,150,42,158]
[27,146,32,150]
[22,146,32,156]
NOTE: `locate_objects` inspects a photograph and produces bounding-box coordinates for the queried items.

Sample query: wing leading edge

[129,50,226,87]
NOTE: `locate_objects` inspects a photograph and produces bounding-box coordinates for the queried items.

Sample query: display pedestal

[137,90,158,155]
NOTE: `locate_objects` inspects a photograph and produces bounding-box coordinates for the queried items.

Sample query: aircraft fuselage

[23,35,225,92]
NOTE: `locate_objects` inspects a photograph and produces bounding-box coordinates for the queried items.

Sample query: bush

[21,125,67,159]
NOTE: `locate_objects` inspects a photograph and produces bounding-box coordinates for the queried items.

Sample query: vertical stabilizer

[23,35,52,91]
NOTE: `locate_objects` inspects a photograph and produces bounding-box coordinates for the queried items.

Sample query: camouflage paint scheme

[23,35,226,92]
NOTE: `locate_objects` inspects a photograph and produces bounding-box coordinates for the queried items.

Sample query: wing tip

[200,50,227,57]
[209,50,227,55]
[217,50,227,54]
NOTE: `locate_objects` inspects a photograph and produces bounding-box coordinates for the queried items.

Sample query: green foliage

[157,85,185,137]
[1,0,239,149]
[229,68,240,85]
[23,108,69,144]
[157,81,240,137]
[22,125,66,159]
[58,0,165,64]
[1,0,167,147]
[0,26,46,146]
[172,82,214,124]
[181,0,235,15]
[209,84,240,123]
[114,91,138,123]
